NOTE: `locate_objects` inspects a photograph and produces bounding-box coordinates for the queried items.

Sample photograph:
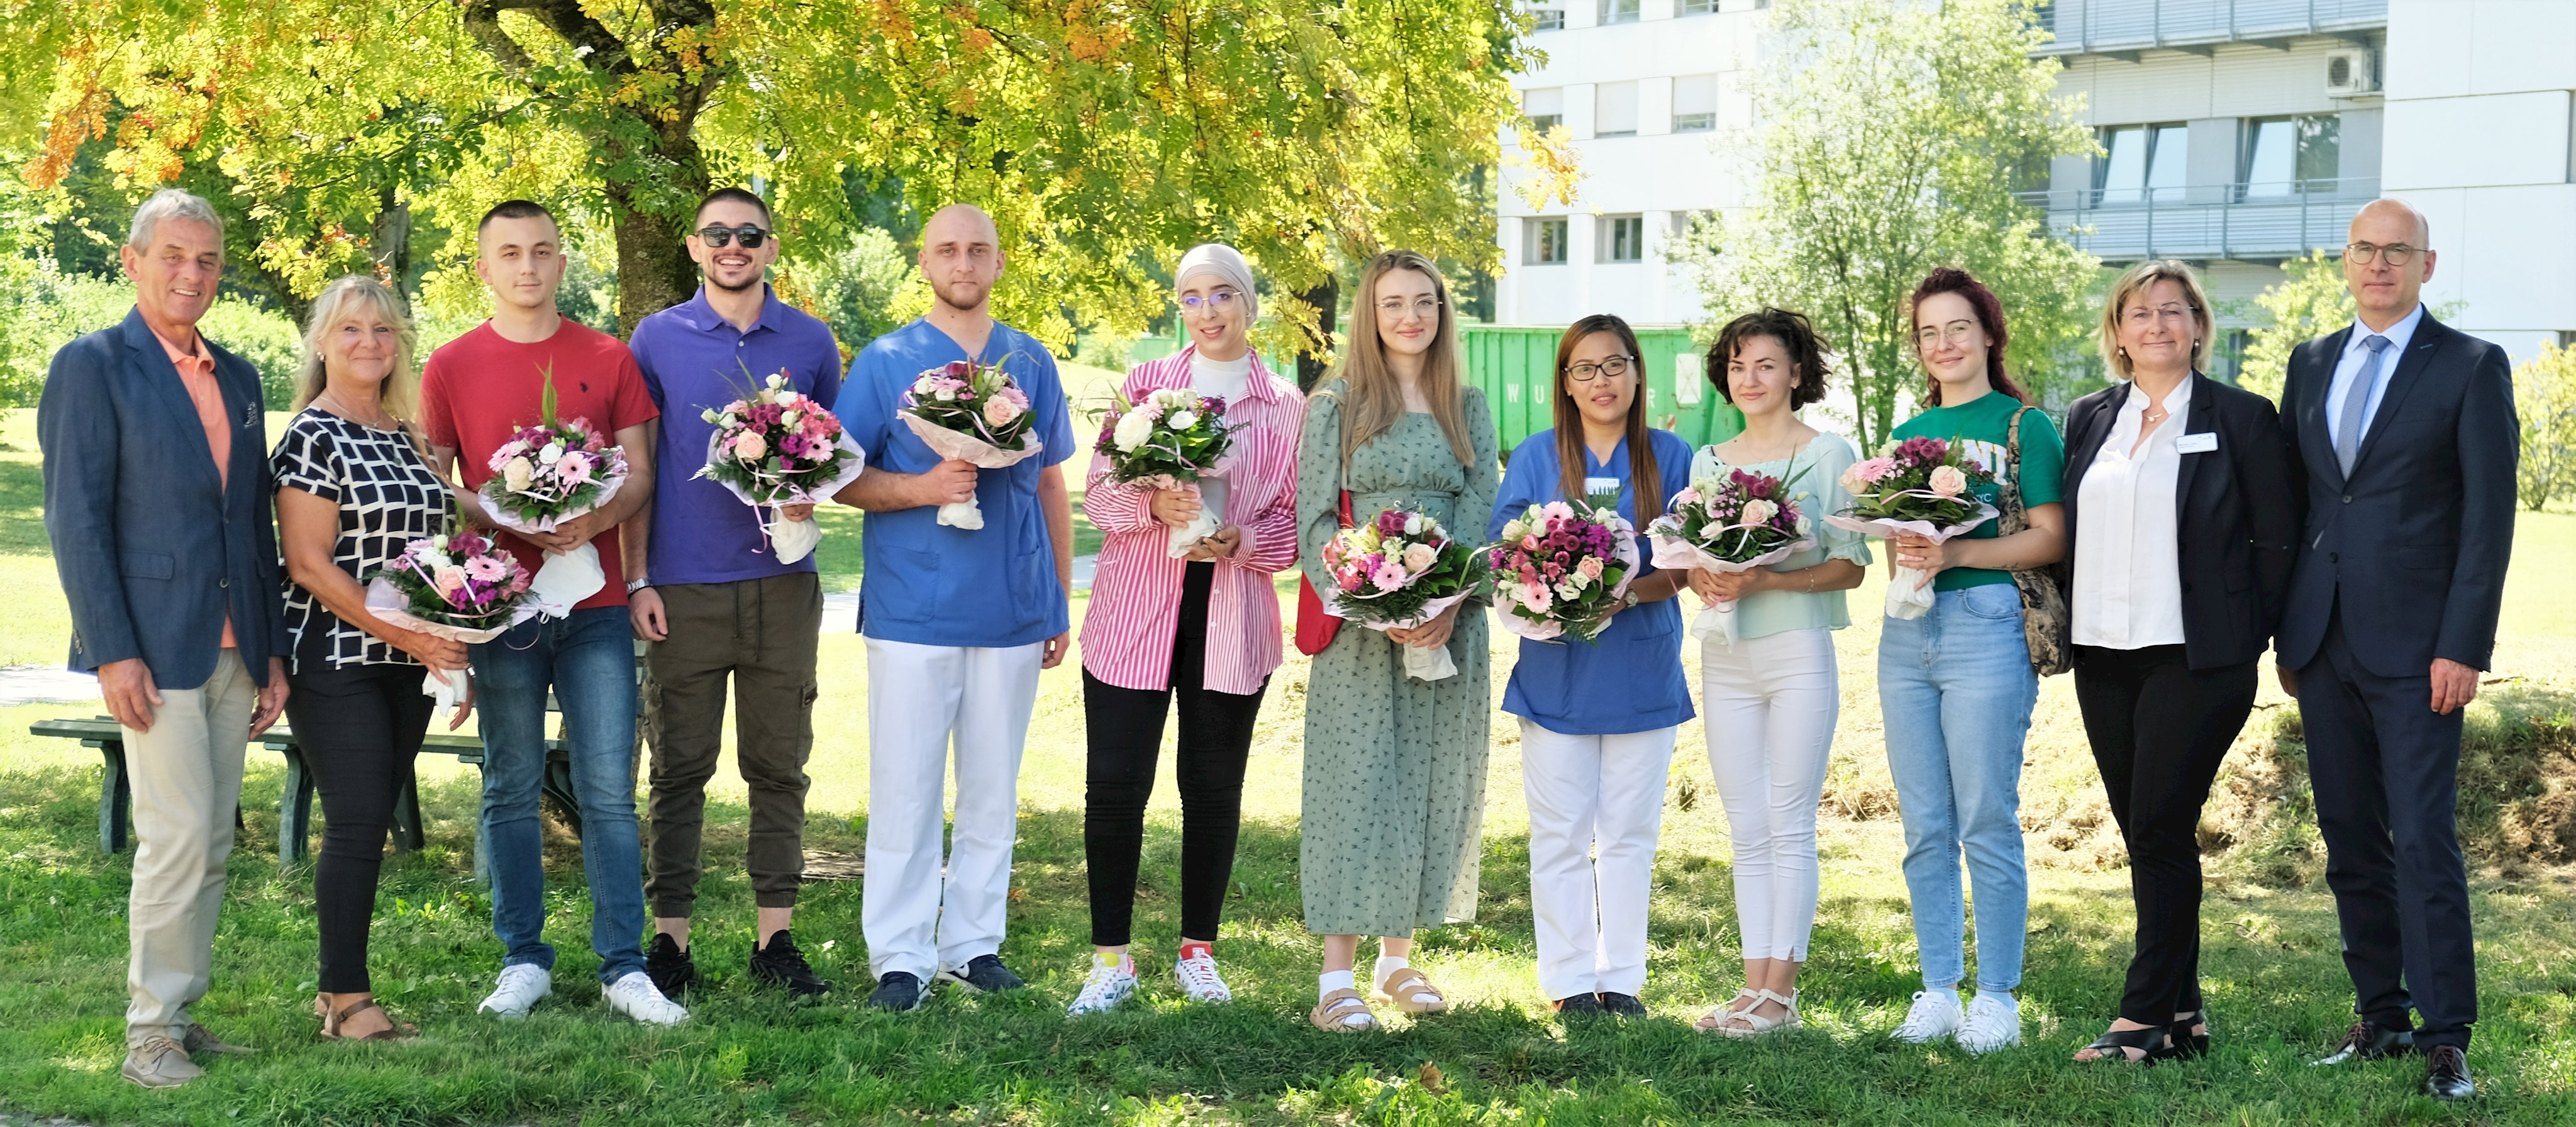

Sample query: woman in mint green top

[1879,269,2068,1054]
[1682,309,1870,1037]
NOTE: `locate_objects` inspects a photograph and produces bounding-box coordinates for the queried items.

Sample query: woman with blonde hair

[271,274,467,1040]
[1295,249,1498,1031]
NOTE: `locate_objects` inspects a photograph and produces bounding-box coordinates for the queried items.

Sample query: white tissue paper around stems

[1822,505,1997,621]
[1164,479,1225,559]
[479,467,626,606]
[1650,533,1814,644]
[898,413,1045,530]
[1326,589,1473,681]
[364,578,560,708]
[700,430,867,565]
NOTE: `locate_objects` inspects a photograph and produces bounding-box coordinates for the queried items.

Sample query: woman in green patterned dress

[1296,250,1499,1032]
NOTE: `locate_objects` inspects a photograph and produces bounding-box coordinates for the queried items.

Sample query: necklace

[316,388,397,431]
[2141,406,2169,425]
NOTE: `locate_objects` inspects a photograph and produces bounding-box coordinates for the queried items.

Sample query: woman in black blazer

[2061,260,2302,1063]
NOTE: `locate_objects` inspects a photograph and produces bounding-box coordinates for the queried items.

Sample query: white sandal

[1694,987,1762,1033]
[1705,989,1801,1038]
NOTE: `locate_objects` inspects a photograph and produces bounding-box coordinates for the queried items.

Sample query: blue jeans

[473,606,646,984]
[1878,583,2038,994]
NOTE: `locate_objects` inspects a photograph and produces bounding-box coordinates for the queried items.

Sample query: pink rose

[734,431,769,461]
[432,565,468,594]
[1576,556,1605,580]
[1402,543,1436,572]
[1928,465,1968,497]
[983,394,1023,428]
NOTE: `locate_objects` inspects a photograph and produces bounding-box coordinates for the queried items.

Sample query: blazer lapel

[2296,326,2352,489]
[2172,372,2218,528]
[2348,316,2445,476]
[119,311,223,502]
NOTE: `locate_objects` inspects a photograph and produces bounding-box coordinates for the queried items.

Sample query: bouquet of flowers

[1485,495,1641,644]
[479,364,630,606]
[1094,386,1240,558]
[899,358,1045,529]
[1647,466,1814,643]
[1319,508,1485,680]
[1823,435,1998,619]
[694,369,868,564]
[362,528,552,706]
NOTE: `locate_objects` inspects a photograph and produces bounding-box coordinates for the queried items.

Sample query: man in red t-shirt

[416,199,680,1027]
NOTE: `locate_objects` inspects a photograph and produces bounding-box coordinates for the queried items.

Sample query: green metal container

[1460,325,1743,459]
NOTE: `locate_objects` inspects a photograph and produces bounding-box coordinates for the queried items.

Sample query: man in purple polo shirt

[624,187,842,999]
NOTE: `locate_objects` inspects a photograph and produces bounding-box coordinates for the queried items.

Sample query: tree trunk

[608,199,698,337]
[1293,274,1339,392]
[369,187,412,301]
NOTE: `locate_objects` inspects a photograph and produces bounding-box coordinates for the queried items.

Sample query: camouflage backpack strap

[2003,405,2071,677]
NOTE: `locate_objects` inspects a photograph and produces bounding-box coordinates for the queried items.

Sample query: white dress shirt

[2073,377,2193,649]
[2324,302,2425,452]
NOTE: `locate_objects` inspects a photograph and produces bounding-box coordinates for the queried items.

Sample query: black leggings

[2071,644,2257,1026]
[1082,562,1269,948]
[284,658,433,994]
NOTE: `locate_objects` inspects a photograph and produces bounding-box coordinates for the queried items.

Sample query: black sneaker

[748,930,831,997]
[935,954,1026,994]
[867,971,929,1012]
[645,933,696,1001]
[1553,992,1608,1019]
[1597,991,1648,1017]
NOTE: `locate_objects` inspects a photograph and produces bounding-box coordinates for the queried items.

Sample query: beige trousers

[123,648,253,1045]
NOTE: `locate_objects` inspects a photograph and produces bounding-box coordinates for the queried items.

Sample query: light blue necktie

[2335,334,2391,477]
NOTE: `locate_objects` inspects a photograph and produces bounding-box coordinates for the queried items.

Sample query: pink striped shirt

[1079,346,1304,694]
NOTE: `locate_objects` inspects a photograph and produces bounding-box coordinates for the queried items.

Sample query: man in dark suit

[38,189,291,1089]
[2278,198,2516,1101]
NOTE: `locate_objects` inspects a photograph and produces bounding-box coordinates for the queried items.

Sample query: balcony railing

[2031,0,2387,57]
[2018,177,2379,262]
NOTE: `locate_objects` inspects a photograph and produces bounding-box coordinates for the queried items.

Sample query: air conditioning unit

[2324,48,2379,97]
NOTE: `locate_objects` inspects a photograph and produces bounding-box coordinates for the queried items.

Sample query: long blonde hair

[293,275,420,425]
[1323,249,1474,468]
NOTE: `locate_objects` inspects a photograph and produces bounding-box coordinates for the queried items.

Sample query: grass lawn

[1,408,2573,1124]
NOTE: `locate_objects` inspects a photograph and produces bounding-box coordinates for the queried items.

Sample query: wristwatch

[1621,589,1641,611]
[626,577,652,594]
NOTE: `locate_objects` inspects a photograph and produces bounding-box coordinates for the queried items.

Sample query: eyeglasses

[1375,296,1443,321]
[1914,321,1979,347]
[697,225,769,248]
[1565,355,1634,382]
[2121,304,2198,327]
[1178,290,1240,314]
[2345,242,2419,265]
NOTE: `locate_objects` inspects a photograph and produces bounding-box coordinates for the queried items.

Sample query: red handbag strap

[1338,489,1353,528]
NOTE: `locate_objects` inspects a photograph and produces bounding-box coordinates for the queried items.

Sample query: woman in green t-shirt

[1877,268,2066,1056]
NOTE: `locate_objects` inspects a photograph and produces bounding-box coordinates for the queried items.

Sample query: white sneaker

[478,964,552,1019]
[1890,989,1964,1044]
[1957,991,2023,1055]
[1065,958,1138,1016]
[1174,949,1233,1004]
[604,970,691,1026]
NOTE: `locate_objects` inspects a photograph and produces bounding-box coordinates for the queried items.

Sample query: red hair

[1909,267,2029,407]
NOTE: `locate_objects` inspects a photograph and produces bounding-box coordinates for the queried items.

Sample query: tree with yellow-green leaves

[2517,341,2576,512]
[9,1,1578,367]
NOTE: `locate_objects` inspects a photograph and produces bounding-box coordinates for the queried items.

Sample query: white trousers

[862,638,1042,980]
[1519,718,1676,1001]
[124,648,255,1044]
[1701,628,1839,962]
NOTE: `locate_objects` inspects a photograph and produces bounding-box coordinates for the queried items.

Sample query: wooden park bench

[33,641,645,877]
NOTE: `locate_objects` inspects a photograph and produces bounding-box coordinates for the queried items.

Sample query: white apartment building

[1499,0,2576,367]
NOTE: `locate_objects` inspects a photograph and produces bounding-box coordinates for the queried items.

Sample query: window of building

[1525,217,1570,264]
[1599,215,1645,262]
[1680,0,1719,13]
[1524,87,1564,132]
[1595,81,1640,138]
[2241,114,2340,197]
[1530,3,1564,31]
[1672,75,1718,133]
[2095,123,2188,206]
[1599,0,1641,24]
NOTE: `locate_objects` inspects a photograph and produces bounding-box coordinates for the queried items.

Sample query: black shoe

[748,930,831,997]
[935,954,1026,994]
[867,971,929,1012]
[2168,1008,2211,1059]
[2313,1019,2416,1065]
[1596,992,1648,1018]
[645,933,696,1001]
[2424,1045,2475,1101]
[1553,992,1607,1019]
[2081,1024,2180,1065]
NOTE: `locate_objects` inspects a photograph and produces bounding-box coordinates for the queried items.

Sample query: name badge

[2175,432,2218,454]
[1584,475,1623,497]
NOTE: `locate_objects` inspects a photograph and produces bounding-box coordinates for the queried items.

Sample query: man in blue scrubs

[833,204,1077,1011]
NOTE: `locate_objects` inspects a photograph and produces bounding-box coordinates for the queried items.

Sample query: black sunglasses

[697,224,769,248]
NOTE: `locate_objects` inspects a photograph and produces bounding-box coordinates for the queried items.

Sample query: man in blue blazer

[2278,199,2516,1101]
[38,189,291,1089]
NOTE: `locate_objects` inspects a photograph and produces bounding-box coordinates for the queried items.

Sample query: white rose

[539,441,564,465]
[1929,465,1968,497]
[912,375,935,395]
[1113,408,1155,452]
[699,407,719,423]
[502,456,535,493]
[935,387,957,402]
[782,409,800,426]
[1168,409,1199,431]
[1403,513,1425,536]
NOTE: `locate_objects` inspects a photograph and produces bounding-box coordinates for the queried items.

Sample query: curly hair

[1909,267,2030,406]
[1708,307,1834,410]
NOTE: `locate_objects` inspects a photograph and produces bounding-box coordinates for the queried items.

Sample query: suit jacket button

[2341,494,2352,504]
[218,577,229,587]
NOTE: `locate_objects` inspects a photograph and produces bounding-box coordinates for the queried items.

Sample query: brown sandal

[316,996,416,1041]
[1309,987,1377,1032]
[1374,967,1451,1014]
